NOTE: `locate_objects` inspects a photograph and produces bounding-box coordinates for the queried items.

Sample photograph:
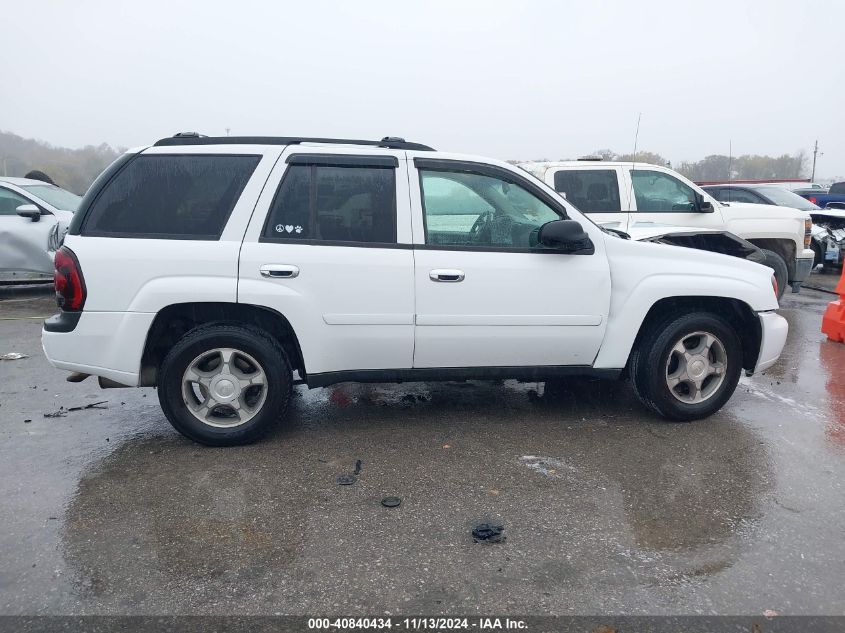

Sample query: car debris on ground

[1,352,28,360]
[43,401,108,418]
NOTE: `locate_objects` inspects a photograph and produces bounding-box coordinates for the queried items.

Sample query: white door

[409,158,611,369]
[547,166,631,231]
[238,149,415,377]
[0,186,56,273]
[627,167,725,230]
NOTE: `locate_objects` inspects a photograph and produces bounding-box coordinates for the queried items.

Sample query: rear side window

[552,169,621,213]
[82,154,260,239]
[263,164,396,244]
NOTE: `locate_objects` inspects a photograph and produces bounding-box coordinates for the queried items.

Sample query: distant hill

[0,131,123,195]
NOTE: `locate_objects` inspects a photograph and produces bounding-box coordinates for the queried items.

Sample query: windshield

[751,186,820,210]
[20,184,82,211]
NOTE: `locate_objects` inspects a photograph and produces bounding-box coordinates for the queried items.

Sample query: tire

[760,249,788,299]
[158,323,292,446]
[629,312,743,422]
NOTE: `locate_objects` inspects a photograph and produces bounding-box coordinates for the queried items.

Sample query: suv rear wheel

[158,324,292,446]
[629,312,742,421]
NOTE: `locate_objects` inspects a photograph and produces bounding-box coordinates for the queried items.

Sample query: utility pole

[811,140,820,182]
[225,127,231,137]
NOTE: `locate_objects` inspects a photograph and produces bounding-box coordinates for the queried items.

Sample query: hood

[720,201,809,220]
[810,209,845,222]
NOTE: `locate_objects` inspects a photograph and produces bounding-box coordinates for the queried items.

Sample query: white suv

[42,135,788,446]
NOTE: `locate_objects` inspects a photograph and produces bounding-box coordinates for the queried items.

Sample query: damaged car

[597,220,766,265]
[702,183,845,270]
[810,209,845,270]
[0,177,81,282]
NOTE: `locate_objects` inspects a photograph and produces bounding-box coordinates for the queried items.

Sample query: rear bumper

[754,311,788,374]
[41,311,155,386]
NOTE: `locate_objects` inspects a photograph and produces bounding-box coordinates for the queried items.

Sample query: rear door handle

[429,269,465,282]
[260,264,300,279]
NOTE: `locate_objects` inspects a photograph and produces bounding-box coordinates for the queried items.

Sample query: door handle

[260,264,300,279]
[429,269,465,282]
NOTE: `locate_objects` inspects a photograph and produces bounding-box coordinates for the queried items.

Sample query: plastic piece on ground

[472,523,505,543]
[381,496,401,508]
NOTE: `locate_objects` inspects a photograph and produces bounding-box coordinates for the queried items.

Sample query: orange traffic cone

[821,267,845,343]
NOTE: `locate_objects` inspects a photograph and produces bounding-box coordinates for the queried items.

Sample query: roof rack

[153,134,434,151]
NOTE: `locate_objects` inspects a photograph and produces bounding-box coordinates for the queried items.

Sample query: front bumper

[754,311,788,374]
[791,250,815,284]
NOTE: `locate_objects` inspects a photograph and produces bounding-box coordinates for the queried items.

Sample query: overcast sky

[2,0,843,178]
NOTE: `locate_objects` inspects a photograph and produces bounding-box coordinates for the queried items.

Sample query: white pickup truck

[42,135,787,446]
[519,161,814,298]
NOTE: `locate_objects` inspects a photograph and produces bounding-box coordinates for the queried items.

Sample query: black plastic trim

[258,237,410,249]
[286,153,398,168]
[306,366,621,388]
[154,136,434,151]
[43,311,82,333]
[68,153,138,235]
[254,239,579,254]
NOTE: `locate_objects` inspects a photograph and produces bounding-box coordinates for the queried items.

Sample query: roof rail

[153,134,435,151]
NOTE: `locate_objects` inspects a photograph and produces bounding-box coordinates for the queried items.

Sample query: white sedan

[0,177,81,281]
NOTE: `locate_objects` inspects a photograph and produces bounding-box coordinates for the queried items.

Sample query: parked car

[794,182,845,211]
[519,161,814,298]
[42,134,787,446]
[702,183,845,269]
[0,176,81,281]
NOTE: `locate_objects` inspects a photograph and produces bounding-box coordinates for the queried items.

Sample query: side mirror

[16,204,41,222]
[696,194,714,213]
[538,219,594,254]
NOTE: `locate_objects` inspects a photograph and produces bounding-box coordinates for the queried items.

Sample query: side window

[552,169,621,213]
[727,189,762,204]
[706,188,728,202]
[631,169,697,213]
[420,169,561,249]
[263,164,396,244]
[0,187,32,216]
[83,155,260,238]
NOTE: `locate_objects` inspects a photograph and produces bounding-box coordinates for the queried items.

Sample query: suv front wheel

[629,312,742,421]
[158,324,293,446]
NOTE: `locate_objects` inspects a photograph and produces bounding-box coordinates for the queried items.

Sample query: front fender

[593,272,773,369]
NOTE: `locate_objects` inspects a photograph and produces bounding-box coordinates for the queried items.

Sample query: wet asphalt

[0,274,844,616]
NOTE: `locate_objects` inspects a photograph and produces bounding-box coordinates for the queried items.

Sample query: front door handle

[429,269,465,283]
[260,264,300,279]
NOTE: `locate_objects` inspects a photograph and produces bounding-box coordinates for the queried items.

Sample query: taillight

[805,218,813,249]
[54,246,86,311]
[771,274,779,299]
[809,197,817,205]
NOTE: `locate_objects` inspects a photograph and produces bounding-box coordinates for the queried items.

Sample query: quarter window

[83,155,260,238]
[631,170,697,213]
[420,170,561,248]
[0,187,32,216]
[263,165,396,244]
[553,169,621,213]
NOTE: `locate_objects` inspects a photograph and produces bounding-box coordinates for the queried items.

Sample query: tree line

[1,129,810,194]
[568,149,808,181]
[0,131,123,194]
